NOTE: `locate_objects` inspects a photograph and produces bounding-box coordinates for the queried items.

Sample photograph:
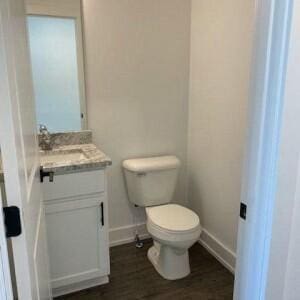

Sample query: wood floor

[55,239,234,300]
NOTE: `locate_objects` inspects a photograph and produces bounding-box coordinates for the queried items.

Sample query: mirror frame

[25,0,87,131]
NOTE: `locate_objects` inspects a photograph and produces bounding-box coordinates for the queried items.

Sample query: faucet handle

[39,124,47,133]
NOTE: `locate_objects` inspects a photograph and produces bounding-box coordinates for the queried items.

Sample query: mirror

[26,1,86,132]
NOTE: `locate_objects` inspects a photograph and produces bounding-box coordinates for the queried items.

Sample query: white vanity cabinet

[42,169,110,297]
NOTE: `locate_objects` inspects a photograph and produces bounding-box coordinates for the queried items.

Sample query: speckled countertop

[40,130,111,174]
[0,131,112,180]
[40,143,112,174]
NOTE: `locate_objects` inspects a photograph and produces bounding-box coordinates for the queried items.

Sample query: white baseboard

[199,228,236,274]
[109,223,150,247]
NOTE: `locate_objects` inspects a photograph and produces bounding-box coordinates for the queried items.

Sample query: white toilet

[123,155,201,280]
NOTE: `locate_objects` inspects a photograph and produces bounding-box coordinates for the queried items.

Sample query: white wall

[82,0,191,241]
[188,0,254,262]
[82,0,255,252]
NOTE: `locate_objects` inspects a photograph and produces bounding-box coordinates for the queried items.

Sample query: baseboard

[199,228,236,274]
[109,223,150,247]
[52,275,109,297]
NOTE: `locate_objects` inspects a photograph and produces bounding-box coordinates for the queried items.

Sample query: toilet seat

[146,204,200,235]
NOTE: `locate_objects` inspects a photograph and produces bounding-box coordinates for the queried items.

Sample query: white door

[234,0,293,299]
[0,184,14,300]
[0,0,52,299]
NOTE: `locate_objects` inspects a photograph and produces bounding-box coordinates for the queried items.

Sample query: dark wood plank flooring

[55,239,234,300]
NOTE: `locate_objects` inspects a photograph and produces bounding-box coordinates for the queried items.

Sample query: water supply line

[133,204,144,248]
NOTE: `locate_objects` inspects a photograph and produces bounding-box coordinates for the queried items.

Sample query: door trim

[234,0,293,299]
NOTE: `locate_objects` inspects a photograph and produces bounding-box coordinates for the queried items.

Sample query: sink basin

[40,149,87,165]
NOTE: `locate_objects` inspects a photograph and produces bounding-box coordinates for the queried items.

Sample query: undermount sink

[40,149,87,164]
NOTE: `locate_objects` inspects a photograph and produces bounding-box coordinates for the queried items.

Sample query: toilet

[123,155,201,280]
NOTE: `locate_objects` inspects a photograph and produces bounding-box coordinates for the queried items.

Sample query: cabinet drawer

[42,170,105,201]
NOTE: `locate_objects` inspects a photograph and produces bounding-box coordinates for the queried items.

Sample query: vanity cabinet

[42,169,110,297]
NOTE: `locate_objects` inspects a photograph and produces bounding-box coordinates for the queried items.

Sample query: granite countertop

[39,130,111,174]
[0,131,112,180]
[40,143,112,174]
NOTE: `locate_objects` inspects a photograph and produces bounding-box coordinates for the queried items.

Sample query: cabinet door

[45,195,109,289]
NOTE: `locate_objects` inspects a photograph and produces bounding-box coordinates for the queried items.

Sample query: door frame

[262,1,300,298]
[234,0,294,299]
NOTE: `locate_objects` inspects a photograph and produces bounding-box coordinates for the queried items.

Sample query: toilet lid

[146,204,200,232]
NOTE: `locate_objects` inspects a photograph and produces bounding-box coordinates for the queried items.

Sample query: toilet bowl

[122,155,201,280]
[146,204,201,280]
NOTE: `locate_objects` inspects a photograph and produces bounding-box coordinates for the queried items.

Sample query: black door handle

[100,202,104,226]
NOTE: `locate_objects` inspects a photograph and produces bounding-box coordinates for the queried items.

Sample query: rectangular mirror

[26,0,86,132]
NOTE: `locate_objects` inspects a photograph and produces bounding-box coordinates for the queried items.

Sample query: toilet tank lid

[123,155,180,173]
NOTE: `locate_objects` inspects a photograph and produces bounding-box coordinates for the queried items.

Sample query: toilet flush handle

[137,172,147,177]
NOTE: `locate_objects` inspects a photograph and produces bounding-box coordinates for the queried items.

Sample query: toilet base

[147,241,190,280]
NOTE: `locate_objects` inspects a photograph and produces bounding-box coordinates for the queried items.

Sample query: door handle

[100,202,104,226]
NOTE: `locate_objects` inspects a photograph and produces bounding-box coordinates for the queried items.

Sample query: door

[0,0,52,299]
[234,0,293,299]
[0,184,14,300]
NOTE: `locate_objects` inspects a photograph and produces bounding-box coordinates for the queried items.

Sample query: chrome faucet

[39,124,52,151]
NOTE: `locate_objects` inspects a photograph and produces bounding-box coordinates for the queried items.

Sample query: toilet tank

[123,156,180,207]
